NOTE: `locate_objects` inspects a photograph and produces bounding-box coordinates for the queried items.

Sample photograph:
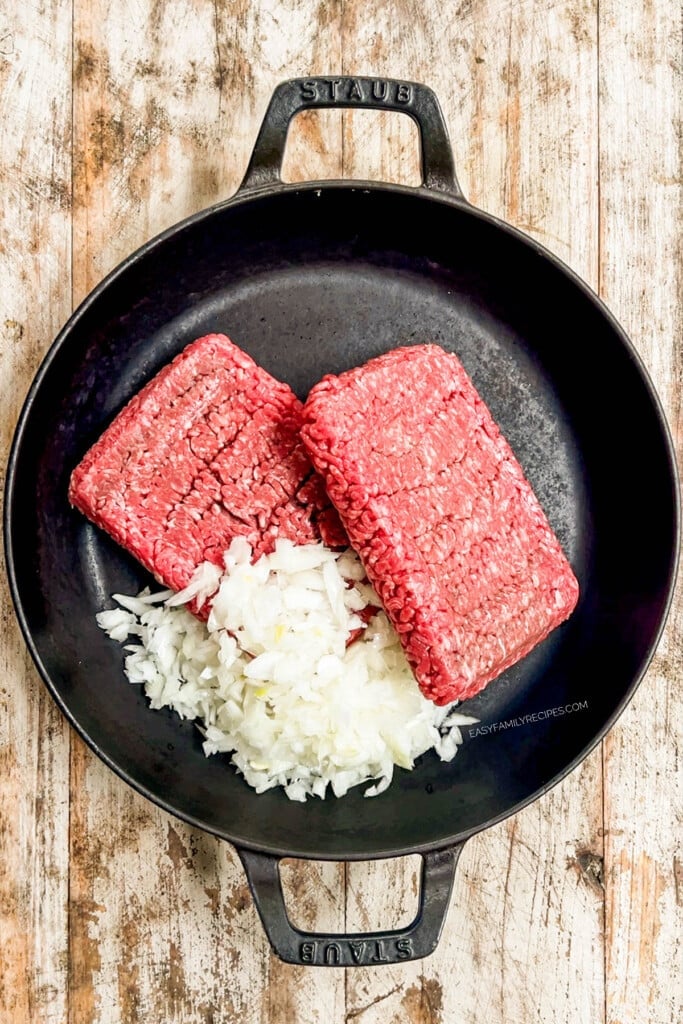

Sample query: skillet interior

[6,184,678,859]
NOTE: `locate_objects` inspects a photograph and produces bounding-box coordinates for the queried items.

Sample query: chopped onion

[98,539,476,800]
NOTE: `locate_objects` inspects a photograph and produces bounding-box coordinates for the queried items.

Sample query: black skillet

[5,78,680,966]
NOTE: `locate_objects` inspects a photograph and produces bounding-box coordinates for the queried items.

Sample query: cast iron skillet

[5,77,680,967]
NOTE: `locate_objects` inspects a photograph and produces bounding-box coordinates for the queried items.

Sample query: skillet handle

[239,76,463,197]
[237,843,465,966]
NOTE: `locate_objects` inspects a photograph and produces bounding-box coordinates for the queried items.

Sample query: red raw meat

[301,344,579,705]
[69,334,346,607]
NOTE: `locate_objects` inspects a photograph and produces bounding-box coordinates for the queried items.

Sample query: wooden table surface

[1,1,681,1021]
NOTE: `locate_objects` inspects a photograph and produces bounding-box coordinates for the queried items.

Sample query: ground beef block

[69,334,346,607]
[301,344,579,706]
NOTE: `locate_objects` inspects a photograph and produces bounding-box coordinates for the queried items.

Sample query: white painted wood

[0,2,72,1022]
[1,0,680,1019]
[598,0,683,1020]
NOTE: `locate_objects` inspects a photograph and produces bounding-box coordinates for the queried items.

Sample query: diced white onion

[98,539,476,801]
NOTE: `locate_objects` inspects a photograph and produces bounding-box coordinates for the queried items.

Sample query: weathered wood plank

[0,2,73,1022]
[343,855,423,1023]
[72,0,345,303]
[68,738,276,1024]
[69,1,345,1021]
[434,755,605,1024]
[4,0,682,1020]
[340,2,605,1022]
[599,0,683,1019]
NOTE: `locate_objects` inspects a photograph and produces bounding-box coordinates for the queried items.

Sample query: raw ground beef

[301,344,580,705]
[69,334,346,608]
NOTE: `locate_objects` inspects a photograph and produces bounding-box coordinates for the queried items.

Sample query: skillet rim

[4,178,681,860]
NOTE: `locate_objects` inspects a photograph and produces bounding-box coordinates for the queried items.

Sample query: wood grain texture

[598,0,683,1021]
[0,3,72,1023]
[1,0,681,1020]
